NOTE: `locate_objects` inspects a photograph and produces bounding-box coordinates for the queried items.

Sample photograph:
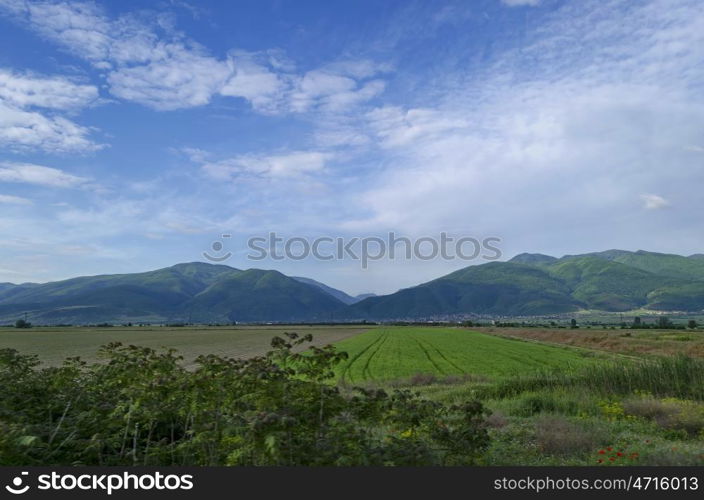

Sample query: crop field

[0,324,372,367]
[333,327,598,383]
[478,327,704,358]
[2,324,704,466]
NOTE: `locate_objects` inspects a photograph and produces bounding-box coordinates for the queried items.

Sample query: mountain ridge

[1,250,703,324]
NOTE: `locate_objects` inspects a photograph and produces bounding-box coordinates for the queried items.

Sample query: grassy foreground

[333,328,704,466]
[1,324,702,465]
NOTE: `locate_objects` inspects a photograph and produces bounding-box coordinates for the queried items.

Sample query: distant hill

[348,261,580,318]
[0,263,346,324]
[509,253,558,265]
[293,277,358,305]
[591,250,704,280]
[354,293,377,301]
[346,250,704,320]
[2,250,704,324]
[188,269,344,322]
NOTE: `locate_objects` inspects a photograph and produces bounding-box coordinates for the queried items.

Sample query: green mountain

[347,250,704,319]
[292,277,356,305]
[188,269,345,322]
[292,277,375,305]
[588,250,704,280]
[0,263,346,324]
[3,250,704,324]
[509,253,558,265]
[0,262,235,306]
[348,262,580,318]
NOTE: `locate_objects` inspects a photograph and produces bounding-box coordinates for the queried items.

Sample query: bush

[623,397,671,420]
[409,373,438,386]
[534,416,599,456]
[623,396,704,437]
[485,411,509,429]
[510,391,580,417]
[0,334,491,466]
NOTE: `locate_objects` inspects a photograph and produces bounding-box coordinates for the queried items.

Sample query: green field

[2,324,704,466]
[334,327,597,383]
[0,325,371,368]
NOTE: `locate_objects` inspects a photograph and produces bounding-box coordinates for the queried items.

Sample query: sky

[0,0,703,296]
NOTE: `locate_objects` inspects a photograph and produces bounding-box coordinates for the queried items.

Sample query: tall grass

[482,355,704,401]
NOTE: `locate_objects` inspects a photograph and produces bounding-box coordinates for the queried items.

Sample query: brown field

[0,325,374,368]
[478,326,704,358]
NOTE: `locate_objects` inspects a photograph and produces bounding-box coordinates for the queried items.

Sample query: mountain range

[1,249,703,324]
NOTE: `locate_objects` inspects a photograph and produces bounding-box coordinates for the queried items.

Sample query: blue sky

[0,0,703,295]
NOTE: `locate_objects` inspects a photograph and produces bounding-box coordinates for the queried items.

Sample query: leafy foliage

[0,334,489,466]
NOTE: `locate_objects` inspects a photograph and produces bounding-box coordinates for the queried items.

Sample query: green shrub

[0,334,491,466]
[623,396,704,437]
[509,391,581,417]
[534,416,600,456]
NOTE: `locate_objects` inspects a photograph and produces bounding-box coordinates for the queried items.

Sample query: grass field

[478,327,704,358]
[0,324,372,367]
[333,327,599,383]
[336,327,704,466]
[2,323,703,465]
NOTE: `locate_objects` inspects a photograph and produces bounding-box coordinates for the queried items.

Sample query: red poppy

[598,450,606,454]
[609,457,615,462]
[617,452,623,457]
[607,446,613,451]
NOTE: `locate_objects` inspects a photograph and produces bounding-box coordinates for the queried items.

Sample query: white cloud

[0,101,103,153]
[289,66,386,113]
[0,2,389,114]
[0,0,229,110]
[340,0,704,256]
[201,151,331,180]
[223,55,388,114]
[220,51,289,113]
[20,0,113,61]
[0,193,32,205]
[0,162,90,188]
[0,68,102,153]
[325,60,393,79]
[107,44,231,110]
[366,106,469,148]
[641,194,670,210]
[501,0,541,6]
[0,68,98,109]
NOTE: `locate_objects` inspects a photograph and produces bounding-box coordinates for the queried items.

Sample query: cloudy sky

[0,0,702,295]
